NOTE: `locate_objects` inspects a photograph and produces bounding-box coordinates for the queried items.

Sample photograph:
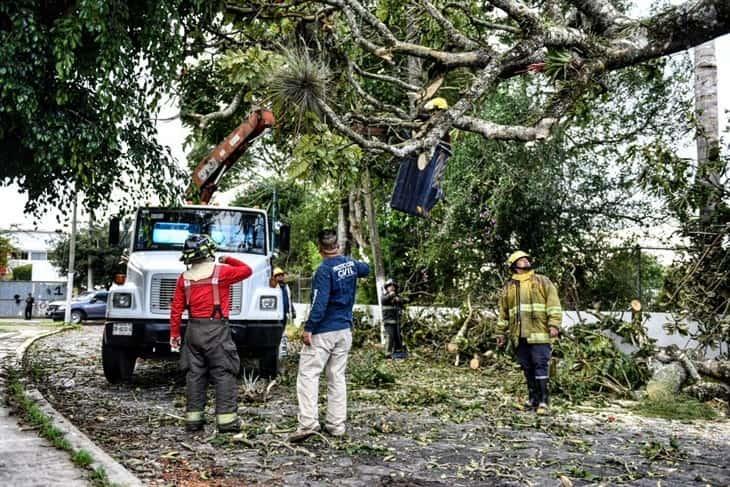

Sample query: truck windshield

[134,208,266,254]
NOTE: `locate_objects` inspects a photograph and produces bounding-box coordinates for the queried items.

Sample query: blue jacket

[305,255,370,334]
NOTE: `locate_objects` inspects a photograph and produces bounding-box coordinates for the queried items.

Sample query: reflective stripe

[546,306,562,314]
[525,303,546,311]
[216,413,238,425]
[527,332,550,344]
[517,303,547,312]
[186,411,203,422]
[535,375,549,380]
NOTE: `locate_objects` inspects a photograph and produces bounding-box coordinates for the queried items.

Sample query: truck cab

[102,205,287,383]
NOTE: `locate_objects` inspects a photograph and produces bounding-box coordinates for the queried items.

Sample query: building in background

[1,229,64,282]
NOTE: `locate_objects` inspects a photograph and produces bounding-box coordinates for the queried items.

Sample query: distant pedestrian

[24,293,34,320]
[290,229,369,442]
[496,251,562,414]
[169,234,252,433]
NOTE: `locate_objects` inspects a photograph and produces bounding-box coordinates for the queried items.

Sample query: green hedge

[11,264,32,281]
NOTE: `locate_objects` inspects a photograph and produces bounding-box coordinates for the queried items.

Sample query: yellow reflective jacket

[496,270,562,344]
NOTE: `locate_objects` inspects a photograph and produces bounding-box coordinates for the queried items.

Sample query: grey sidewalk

[0,325,88,486]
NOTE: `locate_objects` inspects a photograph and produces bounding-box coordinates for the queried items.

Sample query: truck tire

[258,347,280,380]
[102,344,137,384]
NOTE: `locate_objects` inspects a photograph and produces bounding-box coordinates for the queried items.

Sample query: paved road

[0,323,88,486]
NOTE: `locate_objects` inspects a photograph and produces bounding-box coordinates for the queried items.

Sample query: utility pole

[87,211,94,291]
[64,194,78,323]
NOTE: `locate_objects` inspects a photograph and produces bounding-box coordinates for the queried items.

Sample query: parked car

[45,300,65,318]
[52,291,109,324]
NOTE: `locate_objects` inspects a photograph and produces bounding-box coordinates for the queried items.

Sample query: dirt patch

[24,326,730,486]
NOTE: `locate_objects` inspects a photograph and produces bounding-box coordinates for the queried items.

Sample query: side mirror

[276,223,291,253]
[109,217,120,246]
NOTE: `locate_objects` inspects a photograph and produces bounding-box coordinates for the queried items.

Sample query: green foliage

[349,349,396,387]
[48,223,124,288]
[71,449,94,468]
[0,0,213,216]
[351,309,379,347]
[0,235,16,268]
[583,249,666,310]
[11,264,32,281]
[634,393,717,421]
[552,318,654,402]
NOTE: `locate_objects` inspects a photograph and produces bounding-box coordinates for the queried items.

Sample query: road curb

[16,326,143,487]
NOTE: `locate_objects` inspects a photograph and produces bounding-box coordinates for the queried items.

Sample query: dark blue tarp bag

[390,139,451,217]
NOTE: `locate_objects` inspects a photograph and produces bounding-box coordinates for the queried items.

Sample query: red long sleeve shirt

[169,256,252,338]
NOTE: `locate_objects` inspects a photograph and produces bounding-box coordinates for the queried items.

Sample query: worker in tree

[382,278,408,359]
[169,234,252,433]
[24,293,34,320]
[270,267,296,325]
[290,229,370,442]
[495,251,562,414]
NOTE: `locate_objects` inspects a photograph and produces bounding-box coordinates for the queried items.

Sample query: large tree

[0,0,214,215]
[194,0,730,158]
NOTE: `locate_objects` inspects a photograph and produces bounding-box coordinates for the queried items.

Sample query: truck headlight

[112,293,132,308]
[259,296,277,310]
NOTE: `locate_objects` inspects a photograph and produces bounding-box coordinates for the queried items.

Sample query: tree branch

[565,0,631,33]
[187,90,245,129]
[420,0,480,50]
[351,62,420,92]
[345,61,410,119]
[605,0,730,70]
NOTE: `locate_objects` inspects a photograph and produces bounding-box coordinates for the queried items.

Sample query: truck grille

[150,274,243,315]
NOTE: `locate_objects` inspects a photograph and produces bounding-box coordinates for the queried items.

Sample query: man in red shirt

[169,234,252,432]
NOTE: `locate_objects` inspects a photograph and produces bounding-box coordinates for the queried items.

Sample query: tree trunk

[684,381,730,402]
[694,40,720,226]
[337,196,351,256]
[694,360,730,383]
[348,188,368,250]
[646,362,687,399]
[362,165,386,338]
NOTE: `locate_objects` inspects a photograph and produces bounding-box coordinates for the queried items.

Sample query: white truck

[102,205,289,383]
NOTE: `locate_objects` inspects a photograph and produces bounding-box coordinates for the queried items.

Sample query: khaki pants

[296,328,352,434]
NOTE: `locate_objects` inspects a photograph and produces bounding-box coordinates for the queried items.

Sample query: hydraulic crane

[191,109,275,204]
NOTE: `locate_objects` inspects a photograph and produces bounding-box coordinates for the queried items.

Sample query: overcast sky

[1,10,729,232]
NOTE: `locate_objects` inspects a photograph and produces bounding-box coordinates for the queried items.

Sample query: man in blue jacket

[290,229,370,442]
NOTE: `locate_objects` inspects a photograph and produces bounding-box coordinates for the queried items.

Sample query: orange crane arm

[191,109,275,204]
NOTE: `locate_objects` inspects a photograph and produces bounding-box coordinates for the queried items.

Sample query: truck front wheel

[258,347,280,380]
[102,344,137,384]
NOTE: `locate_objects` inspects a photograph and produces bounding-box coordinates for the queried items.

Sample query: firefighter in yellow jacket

[496,251,562,414]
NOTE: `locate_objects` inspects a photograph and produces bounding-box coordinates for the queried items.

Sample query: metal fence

[288,275,313,304]
[0,281,67,318]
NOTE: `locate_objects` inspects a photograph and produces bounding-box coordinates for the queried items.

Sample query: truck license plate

[112,323,133,336]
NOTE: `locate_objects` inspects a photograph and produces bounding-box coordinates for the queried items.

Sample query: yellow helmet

[507,250,531,266]
[273,267,285,276]
[423,97,448,111]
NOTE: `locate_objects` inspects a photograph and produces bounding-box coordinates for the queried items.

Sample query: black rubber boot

[536,378,550,414]
[525,375,538,409]
[217,417,241,433]
[185,420,205,432]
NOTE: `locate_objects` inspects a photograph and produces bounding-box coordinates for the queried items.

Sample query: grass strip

[6,367,116,487]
